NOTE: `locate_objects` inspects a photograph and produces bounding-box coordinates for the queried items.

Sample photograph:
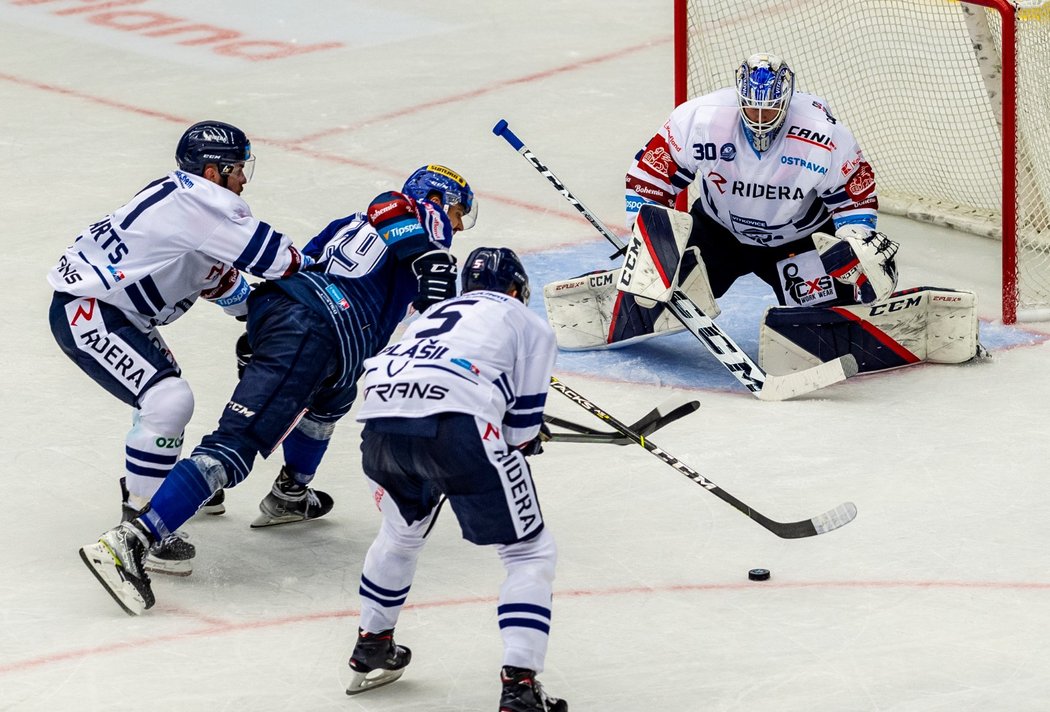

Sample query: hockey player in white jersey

[344,247,567,712]
[47,120,307,575]
[78,165,474,616]
[545,53,902,352]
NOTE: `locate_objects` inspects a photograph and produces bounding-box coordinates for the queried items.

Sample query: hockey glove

[814,226,899,304]
[235,331,252,379]
[412,250,458,312]
[517,424,552,457]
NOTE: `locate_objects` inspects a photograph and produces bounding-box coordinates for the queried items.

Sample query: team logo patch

[719,143,737,161]
[452,357,480,374]
[641,145,673,175]
[324,284,350,310]
[845,162,876,200]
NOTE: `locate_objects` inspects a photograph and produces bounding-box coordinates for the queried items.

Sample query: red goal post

[674,0,1050,323]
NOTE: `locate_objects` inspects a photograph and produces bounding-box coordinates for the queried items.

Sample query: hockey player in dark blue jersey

[79,165,477,615]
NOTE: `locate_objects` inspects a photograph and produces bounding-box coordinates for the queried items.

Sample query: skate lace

[160,529,191,545]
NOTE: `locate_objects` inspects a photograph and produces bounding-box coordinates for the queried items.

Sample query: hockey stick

[545,398,700,445]
[549,376,857,538]
[492,119,858,401]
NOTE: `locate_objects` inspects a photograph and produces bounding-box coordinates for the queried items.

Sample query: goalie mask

[176,120,255,183]
[402,164,477,231]
[736,53,795,153]
[461,246,530,305]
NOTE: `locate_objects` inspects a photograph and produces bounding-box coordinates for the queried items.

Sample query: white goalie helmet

[736,52,795,152]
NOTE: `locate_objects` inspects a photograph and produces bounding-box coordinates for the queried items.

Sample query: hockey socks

[142,459,215,539]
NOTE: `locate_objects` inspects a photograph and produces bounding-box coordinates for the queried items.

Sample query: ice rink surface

[3,2,1050,710]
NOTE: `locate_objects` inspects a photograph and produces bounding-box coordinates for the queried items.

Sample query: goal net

[675,0,1050,322]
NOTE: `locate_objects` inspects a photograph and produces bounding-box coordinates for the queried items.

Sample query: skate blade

[345,667,405,696]
[144,556,193,577]
[79,543,147,616]
[197,503,226,516]
[250,511,307,528]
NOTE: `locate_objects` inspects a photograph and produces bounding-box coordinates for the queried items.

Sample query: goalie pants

[686,207,857,306]
[358,413,556,671]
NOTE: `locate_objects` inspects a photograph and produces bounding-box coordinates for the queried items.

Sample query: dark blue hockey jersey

[272,194,456,391]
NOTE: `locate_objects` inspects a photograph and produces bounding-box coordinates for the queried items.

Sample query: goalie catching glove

[813,225,900,304]
[412,249,458,312]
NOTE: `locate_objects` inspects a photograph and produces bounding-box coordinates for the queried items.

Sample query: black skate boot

[120,477,195,576]
[198,488,226,515]
[499,666,568,712]
[251,466,334,528]
[345,628,412,695]
[79,519,156,616]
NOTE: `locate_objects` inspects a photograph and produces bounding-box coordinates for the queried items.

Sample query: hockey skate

[345,628,412,695]
[120,478,195,576]
[198,488,226,516]
[79,521,156,616]
[499,666,568,712]
[251,467,334,528]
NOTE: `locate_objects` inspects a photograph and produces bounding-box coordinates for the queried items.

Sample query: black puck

[748,568,770,581]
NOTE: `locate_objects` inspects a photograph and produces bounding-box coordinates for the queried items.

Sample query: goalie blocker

[760,286,983,374]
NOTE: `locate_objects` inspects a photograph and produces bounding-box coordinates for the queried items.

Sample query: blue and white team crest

[325,283,351,310]
[107,265,126,282]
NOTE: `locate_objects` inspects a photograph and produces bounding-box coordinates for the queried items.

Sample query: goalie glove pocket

[814,228,900,304]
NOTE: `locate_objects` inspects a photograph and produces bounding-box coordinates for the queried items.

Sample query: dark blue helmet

[176,121,255,182]
[402,164,476,229]
[461,246,530,304]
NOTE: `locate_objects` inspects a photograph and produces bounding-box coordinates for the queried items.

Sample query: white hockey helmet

[736,53,795,152]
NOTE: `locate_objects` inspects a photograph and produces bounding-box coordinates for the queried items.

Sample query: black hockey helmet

[461,246,530,305]
[175,120,254,182]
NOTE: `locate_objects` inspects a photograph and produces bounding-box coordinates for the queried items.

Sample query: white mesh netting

[680,0,1050,320]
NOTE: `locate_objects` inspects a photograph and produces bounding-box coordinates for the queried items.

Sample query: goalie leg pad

[543,269,683,350]
[617,205,718,316]
[759,287,980,374]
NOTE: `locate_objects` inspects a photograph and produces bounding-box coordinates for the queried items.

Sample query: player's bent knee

[138,376,194,433]
[378,515,429,553]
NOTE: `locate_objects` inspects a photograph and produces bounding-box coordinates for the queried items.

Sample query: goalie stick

[492,119,858,401]
[549,376,857,539]
[545,397,700,445]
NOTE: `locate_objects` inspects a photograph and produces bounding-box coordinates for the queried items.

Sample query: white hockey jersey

[357,291,557,448]
[625,87,878,246]
[47,170,305,330]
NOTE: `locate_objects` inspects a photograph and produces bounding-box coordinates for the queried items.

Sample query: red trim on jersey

[786,134,836,151]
